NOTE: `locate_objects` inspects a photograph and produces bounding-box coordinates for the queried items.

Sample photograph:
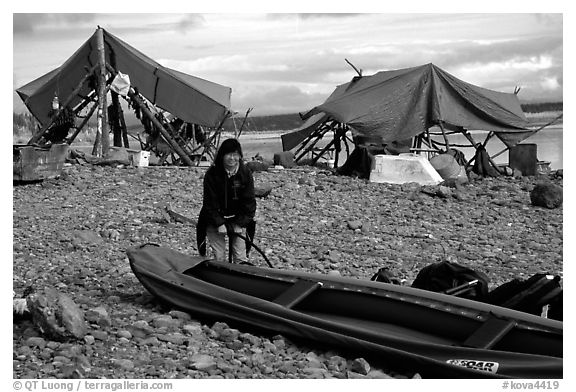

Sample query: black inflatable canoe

[127,244,562,379]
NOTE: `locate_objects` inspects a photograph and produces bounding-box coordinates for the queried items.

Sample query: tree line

[13,101,563,136]
[520,102,563,113]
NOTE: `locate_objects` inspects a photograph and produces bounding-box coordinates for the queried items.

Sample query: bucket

[429,154,461,179]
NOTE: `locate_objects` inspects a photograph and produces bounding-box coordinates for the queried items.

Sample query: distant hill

[222,113,305,133]
[520,102,562,113]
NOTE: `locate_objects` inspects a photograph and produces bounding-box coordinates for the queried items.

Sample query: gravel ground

[12,162,563,379]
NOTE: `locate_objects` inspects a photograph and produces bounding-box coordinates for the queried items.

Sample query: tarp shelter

[16,28,232,129]
[283,63,536,168]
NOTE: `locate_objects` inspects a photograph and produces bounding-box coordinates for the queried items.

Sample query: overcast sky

[12,10,564,117]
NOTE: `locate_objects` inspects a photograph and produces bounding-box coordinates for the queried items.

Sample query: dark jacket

[199,162,256,228]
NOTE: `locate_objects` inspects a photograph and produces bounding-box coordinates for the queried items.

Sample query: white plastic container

[370,154,443,185]
[128,150,150,167]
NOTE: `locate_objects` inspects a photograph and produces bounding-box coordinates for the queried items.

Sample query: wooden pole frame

[127,90,194,166]
[92,27,109,157]
[28,65,99,145]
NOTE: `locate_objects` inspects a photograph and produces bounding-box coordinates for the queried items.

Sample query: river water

[449,125,563,170]
[242,125,564,170]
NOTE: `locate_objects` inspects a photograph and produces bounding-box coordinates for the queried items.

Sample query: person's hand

[233,224,242,233]
[217,224,227,234]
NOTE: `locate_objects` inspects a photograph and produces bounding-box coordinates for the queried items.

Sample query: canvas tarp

[16,28,231,128]
[288,63,533,150]
[281,113,327,151]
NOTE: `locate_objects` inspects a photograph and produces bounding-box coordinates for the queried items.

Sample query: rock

[437,185,452,198]
[190,354,217,371]
[112,358,135,371]
[347,220,363,230]
[125,323,152,341]
[139,336,160,346]
[25,337,46,349]
[90,330,108,341]
[168,310,192,321]
[247,161,271,173]
[239,332,262,346]
[346,370,367,379]
[273,151,296,168]
[26,288,87,341]
[327,355,347,372]
[117,330,133,339]
[157,333,186,345]
[212,321,240,342]
[151,315,180,330]
[72,230,104,245]
[182,323,203,335]
[85,306,112,327]
[350,357,370,375]
[255,184,274,198]
[530,182,563,209]
[367,369,395,378]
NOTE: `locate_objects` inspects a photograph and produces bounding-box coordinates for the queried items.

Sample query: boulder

[26,288,87,341]
[246,160,271,173]
[530,182,563,209]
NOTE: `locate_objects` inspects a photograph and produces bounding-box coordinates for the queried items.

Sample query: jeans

[206,225,247,263]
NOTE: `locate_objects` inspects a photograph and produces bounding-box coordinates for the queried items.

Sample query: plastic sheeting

[286,63,531,149]
[16,28,231,128]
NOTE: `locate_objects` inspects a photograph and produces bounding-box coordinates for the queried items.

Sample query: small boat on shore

[127,244,562,379]
[13,143,69,182]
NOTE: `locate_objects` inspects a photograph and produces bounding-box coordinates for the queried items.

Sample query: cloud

[233,85,328,115]
[265,13,363,21]
[13,13,97,35]
[176,14,206,33]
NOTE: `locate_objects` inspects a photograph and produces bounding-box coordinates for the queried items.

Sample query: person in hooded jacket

[198,138,256,263]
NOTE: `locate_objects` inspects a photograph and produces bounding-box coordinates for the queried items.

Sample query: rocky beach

[12,160,563,379]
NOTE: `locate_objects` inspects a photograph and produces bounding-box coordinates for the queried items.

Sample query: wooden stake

[438,121,450,151]
[92,27,109,157]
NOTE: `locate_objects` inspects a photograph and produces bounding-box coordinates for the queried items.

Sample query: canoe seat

[273,280,322,309]
[462,316,516,349]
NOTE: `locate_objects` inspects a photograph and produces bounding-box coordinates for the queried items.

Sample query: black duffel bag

[411,260,490,301]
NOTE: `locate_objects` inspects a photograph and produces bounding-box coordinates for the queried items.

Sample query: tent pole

[342,125,351,164]
[438,121,450,151]
[237,108,253,139]
[107,37,130,148]
[66,74,114,145]
[28,65,98,145]
[127,90,194,166]
[333,125,342,167]
[310,138,337,166]
[66,101,98,144]
[293,130,317,158]
[293,119,330,158]
[463,130,502,174]
[109,91,125,147]
[295,125,328,162]
[92,27,109,157]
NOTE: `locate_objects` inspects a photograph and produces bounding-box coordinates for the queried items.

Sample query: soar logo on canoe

[446,359,500,373]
